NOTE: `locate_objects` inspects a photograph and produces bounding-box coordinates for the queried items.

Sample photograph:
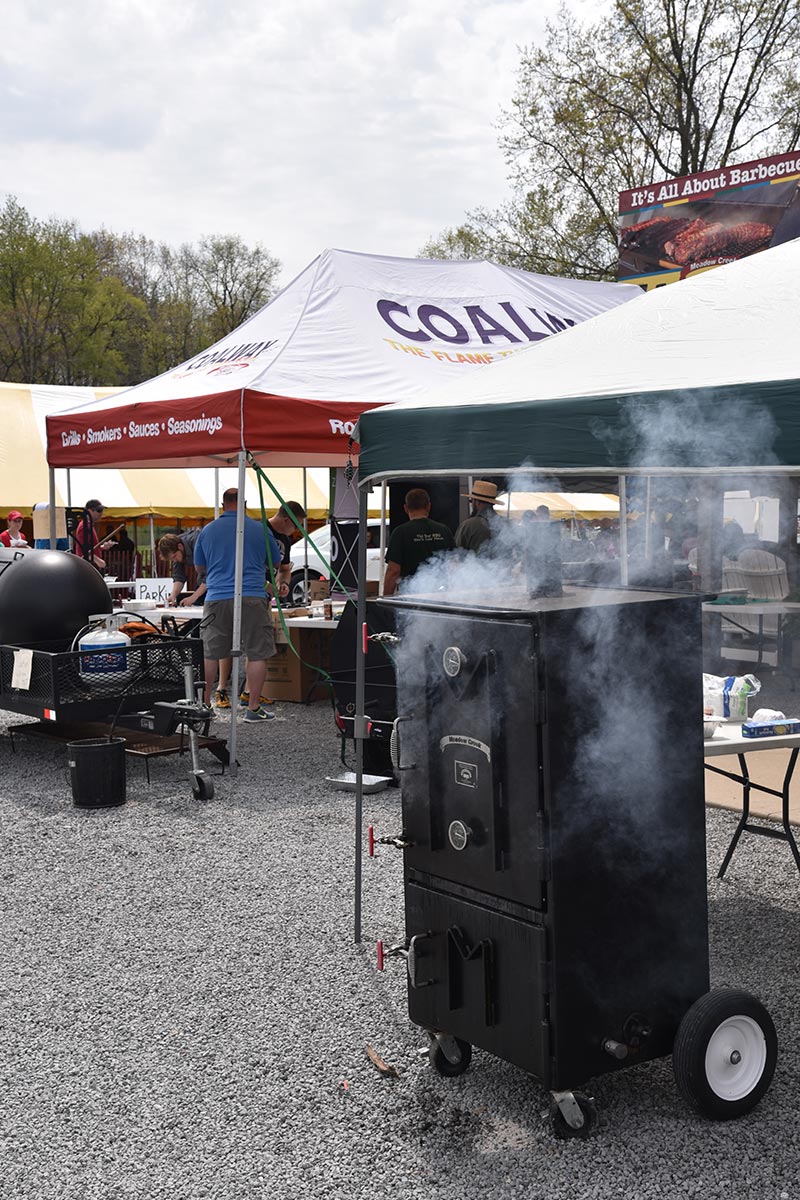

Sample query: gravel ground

[0,701,798,1200]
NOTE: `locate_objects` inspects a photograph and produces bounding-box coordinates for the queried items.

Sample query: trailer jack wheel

[191,772,214,802]
[549,1091,597,1140]
[429,1033,472,1078]
[673,988,777,1119]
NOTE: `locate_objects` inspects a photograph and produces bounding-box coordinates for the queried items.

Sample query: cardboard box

[265,626,332,702]
[32,505,67,540]
[365,581,379,597]
[270,606,309,644]
[309,580,330,601]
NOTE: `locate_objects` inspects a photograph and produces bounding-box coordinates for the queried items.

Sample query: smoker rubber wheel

[430,1038,472,1077]
[192,773,214,801]
[672,988,777,1119]
[549,1093,597,1140]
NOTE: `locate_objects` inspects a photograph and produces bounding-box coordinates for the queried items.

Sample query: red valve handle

[368,825,375,857]
[376,939,385,971]
[362,622,368,655]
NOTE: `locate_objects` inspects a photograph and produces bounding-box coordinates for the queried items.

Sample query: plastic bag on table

[703,673,761,720]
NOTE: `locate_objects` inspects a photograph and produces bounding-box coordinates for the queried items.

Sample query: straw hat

[462,480,500,505]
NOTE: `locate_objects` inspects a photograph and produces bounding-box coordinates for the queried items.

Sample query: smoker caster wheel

[191,773,214,801]
[549,1092,597,1140]
[673,988,777,1119]
[430,1037,472,1077]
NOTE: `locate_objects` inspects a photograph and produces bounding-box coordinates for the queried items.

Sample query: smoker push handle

[390,716,416,772]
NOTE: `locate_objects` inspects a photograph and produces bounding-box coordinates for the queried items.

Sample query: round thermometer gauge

[443,646,465,677]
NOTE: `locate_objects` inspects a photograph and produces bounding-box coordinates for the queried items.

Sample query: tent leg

[228,452,247,779]
[378,482,387,595]
[644,476,652,560]
[149,515,156,578]
[618,475,628,585]
[48,468,56,547]
[214,467,220,519]
[354,486,368,944]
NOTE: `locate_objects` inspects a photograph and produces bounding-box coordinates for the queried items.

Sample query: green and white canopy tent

[350,241,800,941]
[357,240,800,482]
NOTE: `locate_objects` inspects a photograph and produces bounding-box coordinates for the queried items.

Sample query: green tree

[424,0,800,278]
[0,197,147,385]
[179,234,281,344]
[92,228,282,375]
[0,199,282,385]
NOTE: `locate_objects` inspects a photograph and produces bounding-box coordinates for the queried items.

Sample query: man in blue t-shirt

[193,487,281,723]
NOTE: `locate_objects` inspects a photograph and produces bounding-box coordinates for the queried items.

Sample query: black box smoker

[374,586,777,1136]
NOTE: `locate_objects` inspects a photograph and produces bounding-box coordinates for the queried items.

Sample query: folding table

[704,722,800,877]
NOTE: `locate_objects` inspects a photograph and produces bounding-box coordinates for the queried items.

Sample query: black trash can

[67,738,127,808]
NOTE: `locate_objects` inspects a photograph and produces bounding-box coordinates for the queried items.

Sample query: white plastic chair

[722,549,788,637]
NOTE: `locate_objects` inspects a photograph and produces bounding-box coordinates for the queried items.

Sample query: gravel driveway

[1,702,798,1200]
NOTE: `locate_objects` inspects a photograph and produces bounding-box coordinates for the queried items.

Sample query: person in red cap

[0,511,29,548]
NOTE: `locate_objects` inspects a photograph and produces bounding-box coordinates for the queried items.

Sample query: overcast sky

[0,0,604,286]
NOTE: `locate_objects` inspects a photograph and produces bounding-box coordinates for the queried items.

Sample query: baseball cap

[7,510,23,521]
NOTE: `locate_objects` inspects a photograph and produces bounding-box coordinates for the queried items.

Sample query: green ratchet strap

[249,456,400,678]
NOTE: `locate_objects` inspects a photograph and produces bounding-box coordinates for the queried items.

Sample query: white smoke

[383,388,783,873]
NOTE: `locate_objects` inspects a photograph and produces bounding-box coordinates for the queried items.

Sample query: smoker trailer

[374,586,777,1137]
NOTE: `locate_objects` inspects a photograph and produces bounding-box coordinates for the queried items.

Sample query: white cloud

[0,0,606,281]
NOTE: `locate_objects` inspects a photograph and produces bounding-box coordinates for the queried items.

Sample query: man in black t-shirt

[383,488,455,595]
[268,501,307,598]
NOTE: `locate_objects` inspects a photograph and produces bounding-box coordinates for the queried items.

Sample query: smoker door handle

[406,933,434,988]
[390,716,415,771]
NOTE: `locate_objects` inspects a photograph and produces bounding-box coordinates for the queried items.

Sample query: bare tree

[424,0,800,277]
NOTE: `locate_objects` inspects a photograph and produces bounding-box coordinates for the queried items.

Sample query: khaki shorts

[200,597,275,661]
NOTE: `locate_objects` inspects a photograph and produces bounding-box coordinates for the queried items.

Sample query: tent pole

[378,482,387,595]
[644,477,653,560]
[301,469,309,600]
[214,468,220,518]
[66,468,72,510]
[228,451,247,779]
[618,475,628,585]
[149,515,156,578]
[354,484,368,943]
[48,468,56,547]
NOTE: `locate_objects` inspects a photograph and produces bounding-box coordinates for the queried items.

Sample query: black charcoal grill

[374,585,777,1136]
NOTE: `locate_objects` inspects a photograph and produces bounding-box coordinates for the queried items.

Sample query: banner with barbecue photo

[618,150,800,289]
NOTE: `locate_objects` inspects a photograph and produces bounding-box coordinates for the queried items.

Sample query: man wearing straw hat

[455,480,501,553]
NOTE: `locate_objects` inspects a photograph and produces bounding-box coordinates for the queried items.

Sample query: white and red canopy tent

[45,248,637,471]
[42,248,637,773]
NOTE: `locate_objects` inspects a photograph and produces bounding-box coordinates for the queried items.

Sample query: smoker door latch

[368,824,413,856]
[390,716,416,771]
[376,935,434,987]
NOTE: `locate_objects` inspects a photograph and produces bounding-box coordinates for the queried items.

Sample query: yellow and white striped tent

[0,383,336,519]
[497,490,620,519]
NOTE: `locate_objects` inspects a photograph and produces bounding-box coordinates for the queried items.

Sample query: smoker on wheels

[352,416,779,1137]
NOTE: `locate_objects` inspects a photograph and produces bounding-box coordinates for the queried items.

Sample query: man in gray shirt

[455,481,500,552]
